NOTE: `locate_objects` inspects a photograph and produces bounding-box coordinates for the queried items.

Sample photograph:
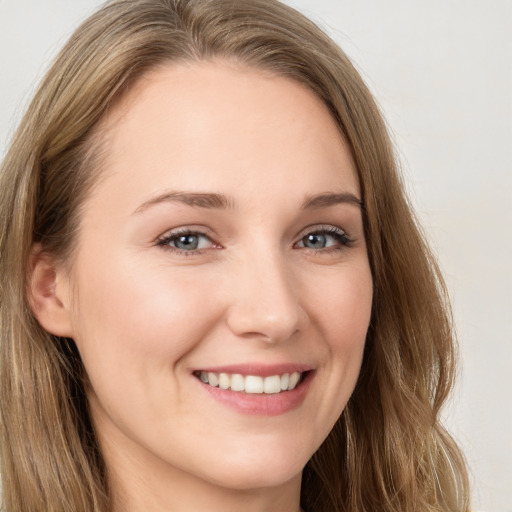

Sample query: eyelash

[295,226,354,253]
[156,228,217,257]
[156,225,354,256]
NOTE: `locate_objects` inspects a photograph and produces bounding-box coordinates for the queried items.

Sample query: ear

[27,244,75,338]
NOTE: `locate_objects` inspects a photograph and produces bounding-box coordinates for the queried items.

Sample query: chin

[209,462,303,491]
[196,440,310,491]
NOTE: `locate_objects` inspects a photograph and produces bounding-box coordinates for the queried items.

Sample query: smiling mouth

[194,371,306,394]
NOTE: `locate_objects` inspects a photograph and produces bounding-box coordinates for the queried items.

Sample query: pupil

[176,235,198,250]
[305,233,326,249]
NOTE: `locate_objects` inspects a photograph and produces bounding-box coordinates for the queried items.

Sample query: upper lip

[193,363,314,377]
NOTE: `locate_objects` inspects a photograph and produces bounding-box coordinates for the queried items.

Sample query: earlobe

[27,244,74,338]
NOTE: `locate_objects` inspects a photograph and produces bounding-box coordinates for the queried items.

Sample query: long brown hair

[0,1,469,510]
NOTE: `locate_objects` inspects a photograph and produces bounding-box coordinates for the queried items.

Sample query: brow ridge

[134,191,233,213]
[300,192,363,210]
[134,190,362,214]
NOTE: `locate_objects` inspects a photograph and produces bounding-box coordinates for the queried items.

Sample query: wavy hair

[0,0,469,510]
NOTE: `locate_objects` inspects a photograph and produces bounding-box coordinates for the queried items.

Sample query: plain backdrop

[1,1,511,511]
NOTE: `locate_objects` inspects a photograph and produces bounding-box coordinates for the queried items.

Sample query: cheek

[69,251,221,386]
[310,263,373,346]
[68,255,227,443]
[308,263,372,414]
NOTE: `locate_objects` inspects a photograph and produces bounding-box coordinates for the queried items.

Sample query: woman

[0,0,470,511]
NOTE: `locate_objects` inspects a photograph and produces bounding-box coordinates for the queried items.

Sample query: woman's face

[62,62,373,494]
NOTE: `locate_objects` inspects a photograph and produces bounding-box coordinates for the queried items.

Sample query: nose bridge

[226,241,307,343]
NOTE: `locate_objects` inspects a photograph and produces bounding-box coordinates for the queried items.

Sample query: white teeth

[288,371,300,390]
[245,375,264,394]
[207,372,219,387]
[230,373,245,391]
[263,375,281,394]
[197,370,305,394]
[218,372,230,390]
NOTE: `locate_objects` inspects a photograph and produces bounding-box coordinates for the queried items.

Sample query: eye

[157,229,216,253]
[295,226,352,251]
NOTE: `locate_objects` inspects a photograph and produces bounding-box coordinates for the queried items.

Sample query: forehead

[86,60,359,215]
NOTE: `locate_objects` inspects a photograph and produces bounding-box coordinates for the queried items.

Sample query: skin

[32,61,373,512]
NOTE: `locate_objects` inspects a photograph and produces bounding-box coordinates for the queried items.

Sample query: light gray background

[1,1,511,510]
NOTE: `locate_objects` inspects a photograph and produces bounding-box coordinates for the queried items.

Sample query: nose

[225,248,309,344]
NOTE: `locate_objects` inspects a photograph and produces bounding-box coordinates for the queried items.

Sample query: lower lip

[196,372,313,416]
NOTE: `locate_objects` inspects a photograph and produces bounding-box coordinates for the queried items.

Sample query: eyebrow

[134,191,234,213]
[133,190,362,214]
[300,192,363,210]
